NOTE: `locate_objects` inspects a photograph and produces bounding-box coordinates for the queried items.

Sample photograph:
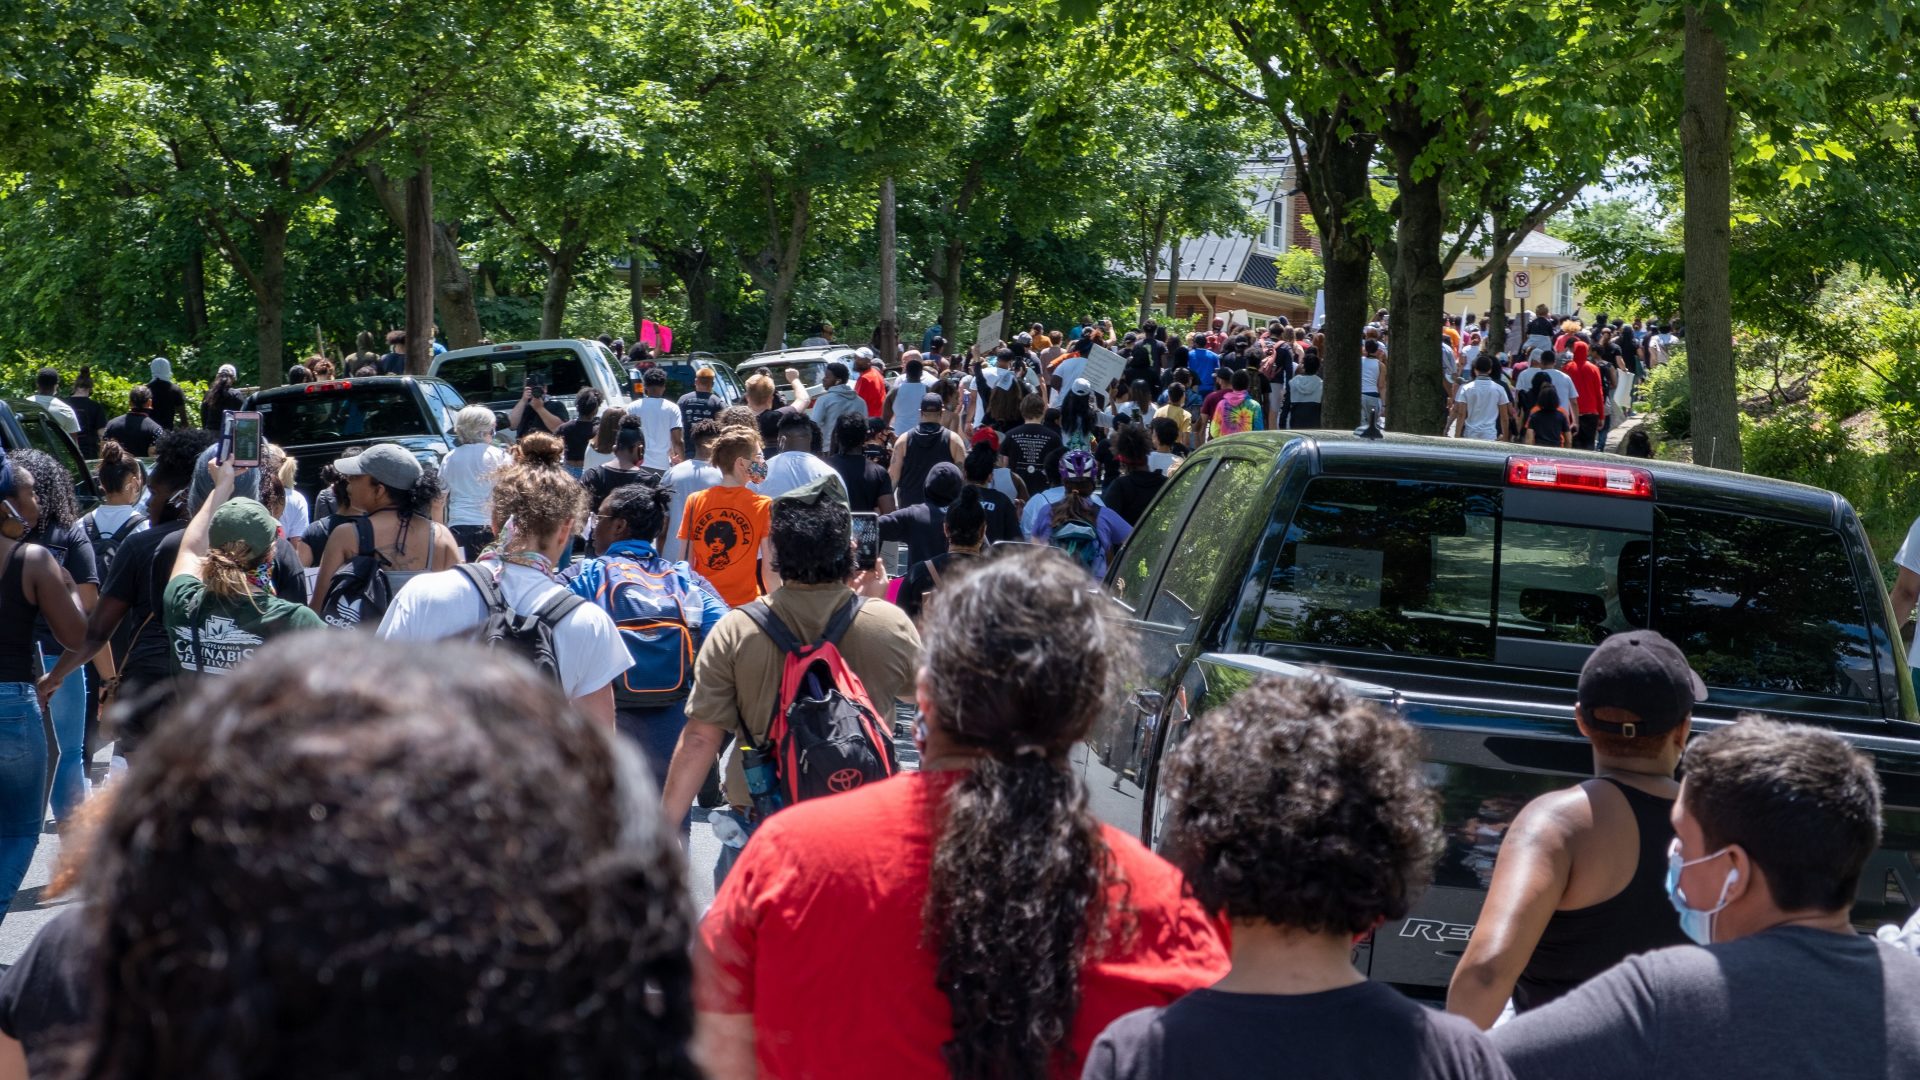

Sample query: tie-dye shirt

[1209,390,1263,438]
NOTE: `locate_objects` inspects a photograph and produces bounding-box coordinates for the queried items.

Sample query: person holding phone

[509,377,563,439]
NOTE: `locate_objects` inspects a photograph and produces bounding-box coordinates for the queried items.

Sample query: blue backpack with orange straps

[590,554,707,708]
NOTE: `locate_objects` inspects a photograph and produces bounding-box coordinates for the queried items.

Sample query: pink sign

[638,320,675,354]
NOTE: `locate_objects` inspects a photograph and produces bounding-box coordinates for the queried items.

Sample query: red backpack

[738,595,899,811]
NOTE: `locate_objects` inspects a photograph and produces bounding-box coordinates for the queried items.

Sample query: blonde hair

[709,428,762,474]
[744,374,776,408]
[202,541,270,602]
[454,404,497,446]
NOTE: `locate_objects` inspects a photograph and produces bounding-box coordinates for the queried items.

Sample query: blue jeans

[43,651,85,823]
[615,699,689,792]
[0,683,46,923]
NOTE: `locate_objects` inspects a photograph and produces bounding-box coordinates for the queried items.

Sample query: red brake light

[492,344,521,352]
[305,380,351,393]
[1506,457,1652,498]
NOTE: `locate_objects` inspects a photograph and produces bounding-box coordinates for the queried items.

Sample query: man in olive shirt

[1494,718,1920,1079]
[659,475,918,885]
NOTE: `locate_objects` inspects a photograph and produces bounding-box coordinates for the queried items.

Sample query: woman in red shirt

[696,548,1228,1078]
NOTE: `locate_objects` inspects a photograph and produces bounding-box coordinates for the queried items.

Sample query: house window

[1556,271,1573,315]
[1260,191,1291,253]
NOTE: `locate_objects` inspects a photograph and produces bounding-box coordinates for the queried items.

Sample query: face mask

[1665,838,1738,946]
[747,458,769,484]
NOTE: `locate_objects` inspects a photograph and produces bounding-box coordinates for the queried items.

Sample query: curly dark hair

[66,633,697,1080]
[11,449,77,533]
[1163,676,1442,934]
[601,482,671,547]
[768,497,848,584]
[919,547,1132,1080]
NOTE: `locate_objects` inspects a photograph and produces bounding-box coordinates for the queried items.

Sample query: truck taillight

[306,380,351,393]
[1506,457,1653,498]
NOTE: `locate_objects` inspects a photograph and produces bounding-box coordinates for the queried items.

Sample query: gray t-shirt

[1084,983,1511,1080]
[1494,926,1920,1079]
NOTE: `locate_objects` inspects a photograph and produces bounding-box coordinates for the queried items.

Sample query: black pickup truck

[1083,431,1920,1001]
[0,398,99,513]
[245,376,467,501]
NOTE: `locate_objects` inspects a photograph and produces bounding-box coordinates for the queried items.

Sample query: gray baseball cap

[335,443,421,491]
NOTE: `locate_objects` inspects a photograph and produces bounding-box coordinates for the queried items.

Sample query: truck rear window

[436,349,590,403]
[259,387,431,444]
[1255,477,1879,699]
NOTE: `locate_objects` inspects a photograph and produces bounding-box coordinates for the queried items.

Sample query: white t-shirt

[1360,356,1382,394]
[440,443,510,528]
[1519,366,1579,413]
[754,451,843,500]
[376,562,629,700]
[29,395,79,434]
[1050,354,1088,407]
[626,396,684,470]
[83,504,149,545]
[279,487,311,540]
[582,444,615,473]
[1440,344,1459,385]
[1896,518,1920,667]
[664,458,723,560]
[892,377,933,437]
[1457,377,1508,440]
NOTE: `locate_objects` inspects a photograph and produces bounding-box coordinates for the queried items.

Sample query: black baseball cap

[1577,631,1707,738]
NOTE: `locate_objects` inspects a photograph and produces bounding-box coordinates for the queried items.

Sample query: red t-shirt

[856,369,887,418]
[697,771,1229,1078]
[1565,358,1604,416]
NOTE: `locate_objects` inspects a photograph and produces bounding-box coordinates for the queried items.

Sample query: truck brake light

[306,380,351,393]
[1506,457,1652,498]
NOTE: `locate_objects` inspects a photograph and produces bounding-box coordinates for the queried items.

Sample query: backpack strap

[456,562,508,618]
[112,511,148,544]
[531,585,587,627]
[739,599,804,657]
[818,594,864,648]
[83,514,104,551]
[352,515,378,558]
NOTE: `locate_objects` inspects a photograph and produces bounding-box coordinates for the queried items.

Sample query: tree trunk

[183,239,210,345]
[939,238,965,340]
[1681,3,1740,471]
[875,176,899,362]
[999,262,1020,340]
[539,247,580,339]
[1137,206,1167,328]
[1320,241,1371,429]
[628,238,646,346]
[403,136,436,375]
[1386,169,1450,435]
[365,163,481,348]
[755,188,812,352]
[253,214,290,388]
[1166,235,1183,324]
[1485,255,1509,357]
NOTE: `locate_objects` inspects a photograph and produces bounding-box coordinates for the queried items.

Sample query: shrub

[1641,351,1691,440]
[1740,408,1861,499]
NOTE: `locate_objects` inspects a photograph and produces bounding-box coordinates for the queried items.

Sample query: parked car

[430,339,631,429]
[1086,431,1920,1001]
[245,376,465,501]
[0,399,99,513]
[735,346,864,406]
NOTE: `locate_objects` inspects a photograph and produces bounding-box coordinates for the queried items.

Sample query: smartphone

[221,410,262,467]
[850,512,880,567]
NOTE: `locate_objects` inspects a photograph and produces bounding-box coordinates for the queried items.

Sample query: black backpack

[317,517,394,629]
[83,510,147,579]
[456,563,586,684]
[737,595,898,813]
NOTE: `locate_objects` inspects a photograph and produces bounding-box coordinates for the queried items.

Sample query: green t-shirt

[162,574,324,676]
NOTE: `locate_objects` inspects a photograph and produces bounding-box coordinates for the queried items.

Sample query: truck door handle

[1132,689,1165,714]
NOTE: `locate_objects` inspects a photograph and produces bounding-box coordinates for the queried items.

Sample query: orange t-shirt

[680,484,772,606]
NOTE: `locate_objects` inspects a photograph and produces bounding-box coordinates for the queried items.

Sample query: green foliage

[1740,408,1859,496]
[1641,350,1692,440]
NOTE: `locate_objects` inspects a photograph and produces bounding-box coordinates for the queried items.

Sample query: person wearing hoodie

[1563,340,1606,450]
[809,361,868,440]
[1208,369,1265,439]
[144,357,193,431]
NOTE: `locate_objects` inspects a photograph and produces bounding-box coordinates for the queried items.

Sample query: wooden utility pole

[403,132,436,375]
[875,176,899,362]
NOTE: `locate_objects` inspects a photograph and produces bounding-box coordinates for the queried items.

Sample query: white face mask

[1665,837,1738,946]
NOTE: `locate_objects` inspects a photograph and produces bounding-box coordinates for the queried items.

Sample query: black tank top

[895,423,947,508]
[1512,778,1691,1011]
[0,545,39,682]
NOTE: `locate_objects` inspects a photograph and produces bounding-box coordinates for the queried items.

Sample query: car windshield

[259,386,430,444]
[436,348,591,403]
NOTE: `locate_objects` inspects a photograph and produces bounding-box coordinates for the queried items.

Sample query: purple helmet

[1059,449,1098,482]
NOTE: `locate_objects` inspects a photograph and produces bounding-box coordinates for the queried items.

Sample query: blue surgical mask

[1665,838,1737,946]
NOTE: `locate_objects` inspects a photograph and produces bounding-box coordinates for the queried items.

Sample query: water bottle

[741,743,785,819]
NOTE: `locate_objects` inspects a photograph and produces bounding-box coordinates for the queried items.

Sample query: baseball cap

[971,427,1001,451]
[919,393,946,414]
[855,346,876,361]
[1014,331,1033,346]
[774,471,848,509]
[335,443,422,491]
[209,497,280,561]
[1070,377,1092,396]
[1577,631,1707,738]
[643,367,668,386]
[217,363,238,380]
